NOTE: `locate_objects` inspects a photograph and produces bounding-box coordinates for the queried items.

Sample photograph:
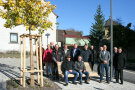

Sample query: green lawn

[0,53,29,58]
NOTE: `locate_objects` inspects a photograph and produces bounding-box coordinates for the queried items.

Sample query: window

[10,33,18,43]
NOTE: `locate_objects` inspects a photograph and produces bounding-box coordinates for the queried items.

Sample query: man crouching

[61,55,79,86]
[75,56,90,85]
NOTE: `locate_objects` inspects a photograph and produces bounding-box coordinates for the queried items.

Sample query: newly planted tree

[0,0,56,86]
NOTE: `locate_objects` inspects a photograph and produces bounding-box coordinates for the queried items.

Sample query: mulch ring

[6,78,62,90]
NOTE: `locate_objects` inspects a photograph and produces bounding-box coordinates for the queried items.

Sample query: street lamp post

[110,0,113,81]
[45,33,50,45]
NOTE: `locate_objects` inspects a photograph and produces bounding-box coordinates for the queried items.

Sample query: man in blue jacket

[70,44,81,62]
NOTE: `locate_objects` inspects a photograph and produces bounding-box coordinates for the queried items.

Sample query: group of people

[41,42,126,86]
[97,45,126,85]
[113,47,126,84]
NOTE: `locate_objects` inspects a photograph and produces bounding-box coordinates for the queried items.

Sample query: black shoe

[79,81,82,85]
[116,80,119,83]
[73,82,77,85]
[64,83,68,86]
[120,82,123,85]
[85,81,89,84]
[99,80,102,83]
[53,76,56,80]
[107,81,110,84]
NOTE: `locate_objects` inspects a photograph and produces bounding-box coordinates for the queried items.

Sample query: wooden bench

[57,62,98,78]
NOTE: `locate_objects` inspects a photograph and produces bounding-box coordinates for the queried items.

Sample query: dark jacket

[113,52,118,67]
[50,46,55,51]
[90,49,97,63]
[61,60,74,73]
[97,50,103,63]
[62,49,70,61]
[43,49,53,63]
[81,49,92,62]
[70,48,81,62]
[74,60,86,72]
[115,52,126,69]
[52,48,64,63]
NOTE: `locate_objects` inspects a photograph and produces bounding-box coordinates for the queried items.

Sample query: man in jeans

[74,56,89,85]
[61,56,79,86]
[99,45,110,84]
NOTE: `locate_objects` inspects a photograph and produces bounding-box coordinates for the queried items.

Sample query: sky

[48,0,135,35]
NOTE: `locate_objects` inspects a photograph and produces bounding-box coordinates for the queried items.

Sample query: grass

[0,51,29,58]
[6,79,19,89]
[0,53,21,58]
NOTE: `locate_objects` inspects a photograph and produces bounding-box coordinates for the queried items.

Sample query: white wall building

[0,12,57,53]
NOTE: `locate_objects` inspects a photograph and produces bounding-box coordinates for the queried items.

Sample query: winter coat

[113,52,118,67]
[61,60,74,73]
[90,49,97,63]
[81,49,92,62]
[115,52,126,69]
[52,48,64,63]
[74,60,86,72]
[62,49,70,60]
[70,48,81,62]
[43,49,53,63]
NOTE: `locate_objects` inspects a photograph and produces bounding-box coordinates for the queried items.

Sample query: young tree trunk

[29,30,35,86]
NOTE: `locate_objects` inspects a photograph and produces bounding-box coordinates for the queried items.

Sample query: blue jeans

[64,70,79,83]
[100,63,109,81]
[78,71,89,82]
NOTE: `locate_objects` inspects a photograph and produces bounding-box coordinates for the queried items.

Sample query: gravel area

[0,57,135,90]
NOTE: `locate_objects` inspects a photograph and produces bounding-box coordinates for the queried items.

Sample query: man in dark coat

[115,47,126,84]
[52,44,63,79]
[50,41,55,50]
[81,44,92,62]
[61,56,79,86]
[97,46,103,75]
[70,44,81,62]
[90,45,97,71]
[62,44,70,61]
[74,56,89,85]
[113,47,118,78]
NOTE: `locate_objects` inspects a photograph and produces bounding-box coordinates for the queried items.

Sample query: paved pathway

[55,78,135,90]
[0,57,135,90]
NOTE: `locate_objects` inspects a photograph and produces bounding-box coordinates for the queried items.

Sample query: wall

[0,12,57,52]
[65,37,90,46]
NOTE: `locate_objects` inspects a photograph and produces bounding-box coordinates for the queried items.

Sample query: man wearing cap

[61,55,79,86]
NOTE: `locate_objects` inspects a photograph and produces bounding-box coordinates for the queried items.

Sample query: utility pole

[110,0,113,81]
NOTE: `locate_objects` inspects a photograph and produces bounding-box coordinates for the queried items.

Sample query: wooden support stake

[30,36,35,86]
[23,36,26,87]
[25,70,43,72]
[39,36,43,87]
[20,37,23,85]
[36,38,40,84]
